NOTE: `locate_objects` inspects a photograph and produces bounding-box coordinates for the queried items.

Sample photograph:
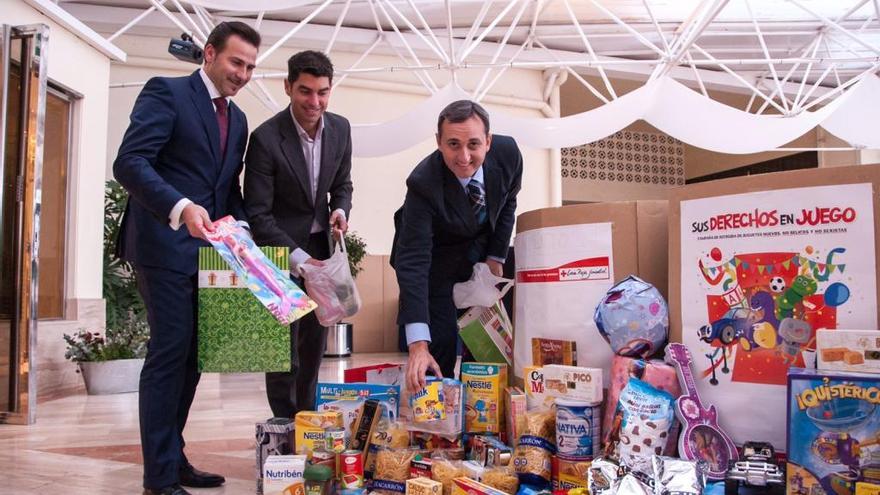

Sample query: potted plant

[344,230,367,279]
[63,181,149,394]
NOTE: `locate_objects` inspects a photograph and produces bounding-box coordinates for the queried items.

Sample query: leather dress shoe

[142,484,192,495]
[179,463,225,488]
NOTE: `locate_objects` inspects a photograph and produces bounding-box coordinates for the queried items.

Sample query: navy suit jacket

[114,71,248,275]
[391,134,523,326]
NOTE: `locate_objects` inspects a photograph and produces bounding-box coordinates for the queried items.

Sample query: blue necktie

[467,179,487,225]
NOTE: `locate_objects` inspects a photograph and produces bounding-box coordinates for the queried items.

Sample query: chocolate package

[602,355,682,456]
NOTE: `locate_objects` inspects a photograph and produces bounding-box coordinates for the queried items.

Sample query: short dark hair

[205,21,261,53]
[287,50,334,84]
[437,100,490,136]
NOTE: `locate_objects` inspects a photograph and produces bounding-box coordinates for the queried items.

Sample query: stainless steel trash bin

[325,322,353,357]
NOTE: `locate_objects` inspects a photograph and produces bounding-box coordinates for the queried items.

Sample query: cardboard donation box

[670,165,880,451]
[198,246,295,372]
[513,201,668,382]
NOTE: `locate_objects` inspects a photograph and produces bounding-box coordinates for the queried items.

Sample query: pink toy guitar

[664,343,738,480]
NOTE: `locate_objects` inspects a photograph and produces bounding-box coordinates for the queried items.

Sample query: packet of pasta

[483,466,519,494]
[512,410,556,487]
[431,455,465,495]
[372,447,419,494]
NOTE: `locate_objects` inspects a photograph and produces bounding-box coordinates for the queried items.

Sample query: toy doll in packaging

[204,216,316,324]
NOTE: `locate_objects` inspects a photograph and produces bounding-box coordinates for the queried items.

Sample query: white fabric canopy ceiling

[351,74,880,157]
[62,0,880,155]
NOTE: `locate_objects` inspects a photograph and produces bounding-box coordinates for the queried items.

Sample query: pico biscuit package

[817,329,880,373]
[787,368,880,495]
[541,365,604,404]
[462,363,508,434]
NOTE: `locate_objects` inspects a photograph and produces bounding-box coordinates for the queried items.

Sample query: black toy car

[725,441,785,495]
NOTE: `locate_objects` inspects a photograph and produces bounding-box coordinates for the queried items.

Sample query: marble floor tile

[0,352,407,494]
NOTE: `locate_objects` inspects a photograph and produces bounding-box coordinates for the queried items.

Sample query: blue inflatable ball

[594,275,669,359]
[824,282,850,307]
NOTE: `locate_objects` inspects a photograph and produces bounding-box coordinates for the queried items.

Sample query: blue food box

[787,368,880,495]
[315,383,400,437]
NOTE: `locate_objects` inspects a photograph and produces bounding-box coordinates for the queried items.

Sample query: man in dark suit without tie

[244,50,353,418]
[113,21,260,495]
[391,100,523,392]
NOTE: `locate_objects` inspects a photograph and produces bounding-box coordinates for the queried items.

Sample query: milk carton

[263,455,306,495]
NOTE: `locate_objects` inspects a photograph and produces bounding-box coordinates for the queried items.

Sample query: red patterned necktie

[213,97,228,159]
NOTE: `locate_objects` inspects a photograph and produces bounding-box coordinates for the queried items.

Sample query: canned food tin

[340,450,364,489]
[311,447,337,477]
[555,398,601,459]
[324,426,347,453]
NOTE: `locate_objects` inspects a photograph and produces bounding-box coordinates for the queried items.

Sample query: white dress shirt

[288,109,346,272]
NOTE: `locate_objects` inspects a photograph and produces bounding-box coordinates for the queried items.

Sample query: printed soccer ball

[769,277,786,293]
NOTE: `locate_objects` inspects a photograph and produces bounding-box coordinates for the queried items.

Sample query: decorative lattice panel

[561,130,686,186]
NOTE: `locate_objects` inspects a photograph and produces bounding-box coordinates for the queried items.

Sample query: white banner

[679,183,877,450]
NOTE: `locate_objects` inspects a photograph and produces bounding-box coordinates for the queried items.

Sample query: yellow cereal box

[411,381,446,423]
[462,363,507,434]
[294,411,342,457]
[407,477,443,495]
[552,456,590,490]
[857,482,880,495]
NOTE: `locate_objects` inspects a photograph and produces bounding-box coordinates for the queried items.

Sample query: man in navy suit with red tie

[113,22,260,495]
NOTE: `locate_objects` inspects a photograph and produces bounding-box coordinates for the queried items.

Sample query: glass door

[0,23,48,425]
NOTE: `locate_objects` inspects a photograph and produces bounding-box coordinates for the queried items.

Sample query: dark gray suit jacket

[244,108,353,253]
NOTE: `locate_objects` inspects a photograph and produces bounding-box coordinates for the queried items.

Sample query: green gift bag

[198,246,292,372]
[457,299,514,367]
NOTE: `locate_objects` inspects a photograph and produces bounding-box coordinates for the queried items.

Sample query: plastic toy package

[204,215,316,325]
[594,275,669,359]
[787,367,880,495]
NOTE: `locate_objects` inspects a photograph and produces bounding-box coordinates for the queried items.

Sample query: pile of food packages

[256,276,721,495]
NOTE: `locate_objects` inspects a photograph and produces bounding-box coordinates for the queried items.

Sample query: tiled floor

[0,353,407,494]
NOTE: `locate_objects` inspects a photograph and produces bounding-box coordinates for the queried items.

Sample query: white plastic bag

[452,262,513,309]
[300,240,362,326]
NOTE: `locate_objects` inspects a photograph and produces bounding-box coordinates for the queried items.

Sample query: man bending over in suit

[244,50,353,417]
[114,22,260,495]
[391,100,523,392]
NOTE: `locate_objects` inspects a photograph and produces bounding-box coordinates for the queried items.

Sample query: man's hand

[330,210,349,238]
[406,341,443,392]
[486,258,504,277]
[181,203,214,241]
